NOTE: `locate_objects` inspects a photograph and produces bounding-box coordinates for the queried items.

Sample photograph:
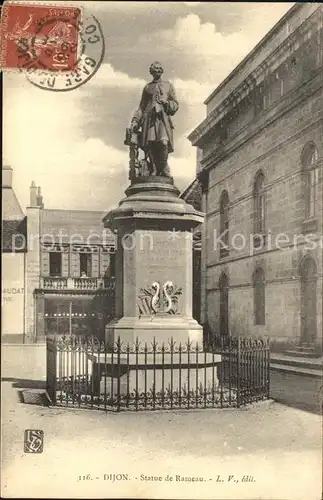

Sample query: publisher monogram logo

[24,429,44,453]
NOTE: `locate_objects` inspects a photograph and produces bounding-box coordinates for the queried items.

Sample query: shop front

[34,291,115,341]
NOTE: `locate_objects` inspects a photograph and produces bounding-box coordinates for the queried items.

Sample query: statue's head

[149,61,163,79]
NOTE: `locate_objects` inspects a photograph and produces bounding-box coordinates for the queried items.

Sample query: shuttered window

[71,251,80,277]
[61,252,69,277]
[41,251,50,276]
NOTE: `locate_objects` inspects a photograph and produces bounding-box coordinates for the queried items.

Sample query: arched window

[253,171,266,235]
[253,267,265,325]
[299,256,317,344]
[220,190,229,258]
[219,273,229,335]
[301,143,319,219]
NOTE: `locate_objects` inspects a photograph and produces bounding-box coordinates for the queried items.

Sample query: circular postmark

[20,13,105,91]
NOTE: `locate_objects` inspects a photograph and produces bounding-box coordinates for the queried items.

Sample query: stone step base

[270,363,322,379]
[94,361,221,397]
[293,345,316,352]
[284,349,319,358]
[271,354,322,371]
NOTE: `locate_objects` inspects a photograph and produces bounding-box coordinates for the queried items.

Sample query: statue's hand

[130,119,139,133]
[158,96,168,105]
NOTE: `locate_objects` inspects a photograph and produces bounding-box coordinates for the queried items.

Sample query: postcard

[1,1,322,499]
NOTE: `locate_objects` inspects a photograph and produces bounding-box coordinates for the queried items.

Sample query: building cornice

[188,6,323,147]
[201,69,323,172]
[203,4,302,107]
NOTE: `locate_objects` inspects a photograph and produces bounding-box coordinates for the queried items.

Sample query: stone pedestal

[103,176,205,347]
[101,176,220,398]
[89,352,221,398]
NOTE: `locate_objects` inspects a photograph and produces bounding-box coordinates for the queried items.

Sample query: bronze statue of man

[130,61,179,177]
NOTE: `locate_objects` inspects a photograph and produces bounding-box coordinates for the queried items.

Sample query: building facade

[2,168,116,343]
[1,170,201,344]
[2,166,27,343]
[188,4,323,354]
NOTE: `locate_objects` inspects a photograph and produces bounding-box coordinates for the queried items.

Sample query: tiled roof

[2,187,25,220]
[2,218,27,252]
[180,179,203,212]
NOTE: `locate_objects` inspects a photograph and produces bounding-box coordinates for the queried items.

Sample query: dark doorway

[300,257,317,344]
[192,247,201,322]
[254,267,265,325]
[219,273,229,335]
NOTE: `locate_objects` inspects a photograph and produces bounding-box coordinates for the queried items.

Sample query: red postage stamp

[0,2,82,71]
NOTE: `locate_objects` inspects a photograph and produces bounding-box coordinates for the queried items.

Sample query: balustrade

[40,277,115,291]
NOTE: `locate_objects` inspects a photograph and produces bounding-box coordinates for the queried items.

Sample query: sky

[3,1,293,212]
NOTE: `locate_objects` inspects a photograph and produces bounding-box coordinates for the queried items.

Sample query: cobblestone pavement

[1,379,321,500]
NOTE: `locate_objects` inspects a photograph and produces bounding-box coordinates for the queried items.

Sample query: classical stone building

[188,4,323,354]
[2,168,116,343]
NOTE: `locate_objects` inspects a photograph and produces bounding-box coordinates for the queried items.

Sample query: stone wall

[1,253,25,342]
[204,87,323,350]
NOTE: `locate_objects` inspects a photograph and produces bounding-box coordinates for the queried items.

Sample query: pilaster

[25,206,41,343]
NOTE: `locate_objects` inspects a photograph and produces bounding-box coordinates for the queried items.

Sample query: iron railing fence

[212,335,270,406]
[46,335,270,412]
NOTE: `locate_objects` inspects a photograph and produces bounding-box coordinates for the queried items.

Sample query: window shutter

[71,251,80,277]
[61,252,69,277]
[41,252,50,276]
[101,250,110,277]
[91,252,99,278]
